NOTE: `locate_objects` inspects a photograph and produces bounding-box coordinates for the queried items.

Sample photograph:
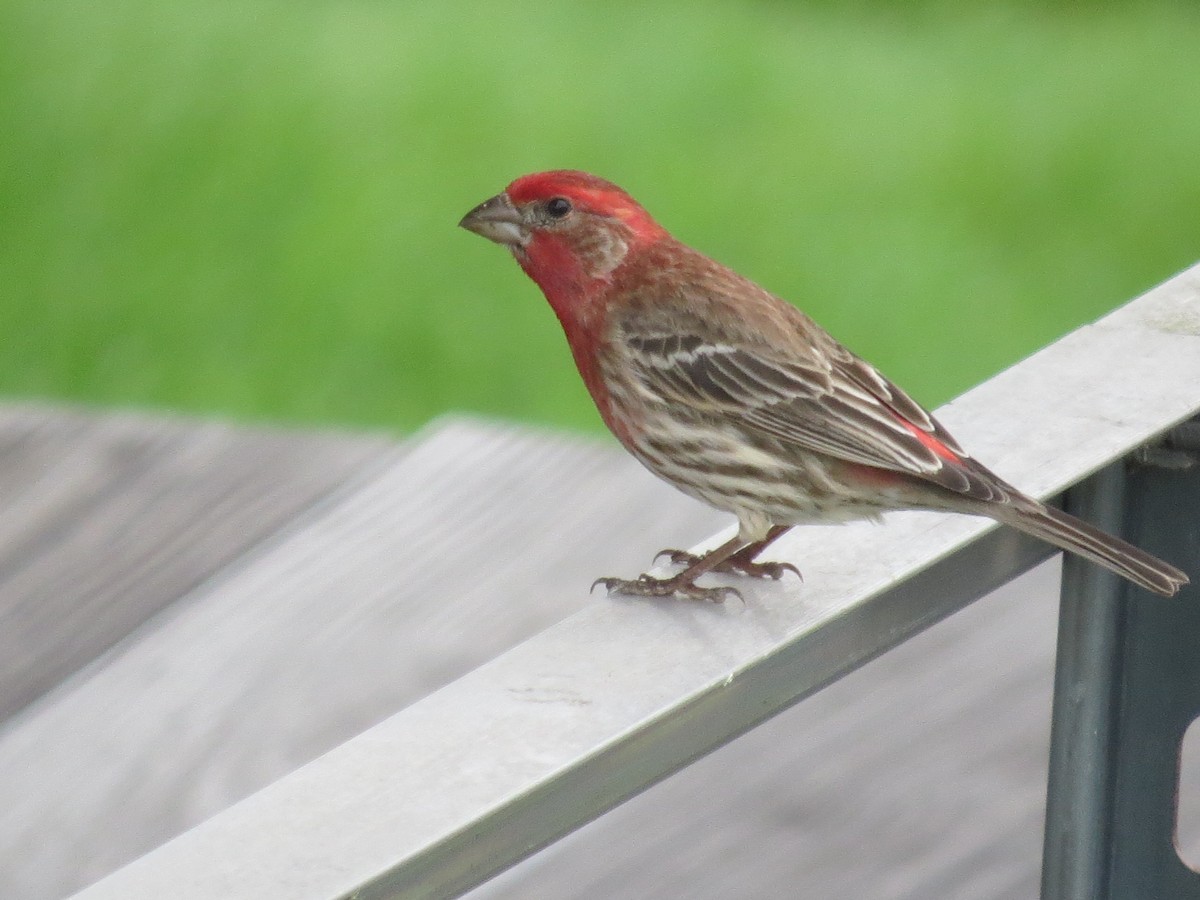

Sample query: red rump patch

[894,415,961,463]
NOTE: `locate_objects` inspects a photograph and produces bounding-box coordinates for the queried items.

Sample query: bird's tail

[1002,503,1188,597]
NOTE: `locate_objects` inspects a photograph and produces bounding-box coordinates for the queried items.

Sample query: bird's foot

[653,549,802,581]
[592,573,741,604]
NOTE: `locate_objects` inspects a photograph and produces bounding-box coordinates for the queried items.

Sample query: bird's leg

[593,533,753,603]
[654,525,800,581]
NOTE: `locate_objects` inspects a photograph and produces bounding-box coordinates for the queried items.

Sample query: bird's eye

[546,197,572,219]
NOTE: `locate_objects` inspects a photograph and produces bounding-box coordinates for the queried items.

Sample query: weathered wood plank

[0,416,725,900]
[0,404,397,722]
[3,408,1197,900]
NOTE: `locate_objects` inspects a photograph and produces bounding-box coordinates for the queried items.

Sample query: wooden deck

[0,404,1194,899]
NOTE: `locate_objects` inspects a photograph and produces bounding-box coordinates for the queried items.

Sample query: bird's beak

[459,192,528,248]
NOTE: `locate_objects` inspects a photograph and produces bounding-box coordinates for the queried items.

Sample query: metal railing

[72,263,1200,900]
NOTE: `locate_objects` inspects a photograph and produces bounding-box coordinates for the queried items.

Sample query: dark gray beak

[459,192,528,247]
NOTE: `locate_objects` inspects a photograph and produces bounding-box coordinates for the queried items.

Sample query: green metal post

[1042,421,1200,899]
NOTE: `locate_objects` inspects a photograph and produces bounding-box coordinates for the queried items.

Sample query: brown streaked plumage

[461,170,1188,601]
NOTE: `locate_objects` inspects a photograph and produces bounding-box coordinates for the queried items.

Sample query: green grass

[2,0,1198,435]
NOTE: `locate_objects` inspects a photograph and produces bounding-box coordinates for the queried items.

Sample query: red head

[459,170,668,303]
[461,171,670,437]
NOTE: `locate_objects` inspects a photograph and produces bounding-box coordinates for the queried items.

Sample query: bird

[459,170,1188,602]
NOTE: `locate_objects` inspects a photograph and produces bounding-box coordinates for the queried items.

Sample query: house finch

[460,170,1188,601]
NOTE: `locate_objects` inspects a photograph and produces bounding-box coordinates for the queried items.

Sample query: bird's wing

[615,307,1012,504]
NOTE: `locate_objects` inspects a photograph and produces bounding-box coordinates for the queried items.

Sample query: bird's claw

[654,549,802,582]
[592,573,741,604]
[741,560,802,581]
[653,548,696,566]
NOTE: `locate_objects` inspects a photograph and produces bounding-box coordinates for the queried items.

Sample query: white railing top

[72,263,1200,900]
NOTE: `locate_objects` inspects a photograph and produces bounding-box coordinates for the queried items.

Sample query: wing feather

[618,308,1008,504]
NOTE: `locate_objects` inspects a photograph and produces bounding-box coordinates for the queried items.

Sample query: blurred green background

[2,0,1198,436]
